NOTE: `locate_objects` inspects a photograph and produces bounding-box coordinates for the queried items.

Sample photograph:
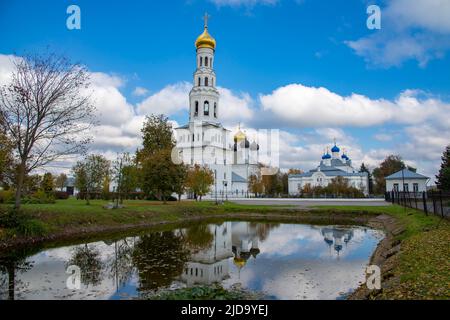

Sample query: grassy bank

[0,198,361,242]
[317,205,450,300]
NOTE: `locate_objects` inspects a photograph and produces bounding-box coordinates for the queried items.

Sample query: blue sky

[1,0,449,179]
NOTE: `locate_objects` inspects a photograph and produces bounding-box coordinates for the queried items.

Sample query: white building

[178,221,263,286]
[385,169,429,193]
[174,16,259,197]
[288,142,369,196]
[179,222,233,286]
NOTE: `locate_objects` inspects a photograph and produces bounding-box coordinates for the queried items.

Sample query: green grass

[0,198,299,238]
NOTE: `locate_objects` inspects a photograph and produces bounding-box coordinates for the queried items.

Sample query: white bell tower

[189,13,220,123]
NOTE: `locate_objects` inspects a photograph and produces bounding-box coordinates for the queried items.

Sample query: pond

[0,221,384,300]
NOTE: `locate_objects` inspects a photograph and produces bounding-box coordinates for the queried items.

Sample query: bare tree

[0,52,95,209]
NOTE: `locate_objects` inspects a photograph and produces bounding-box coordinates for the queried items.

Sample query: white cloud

[217,87,254,126]
[86,74,135,127]
[0,54,18,85]
[387,0,450,33]
[259,84,450,128]
[373,133,392,142]
[132,86,149,97]
[136,82,190,116]
[346,0,450,67]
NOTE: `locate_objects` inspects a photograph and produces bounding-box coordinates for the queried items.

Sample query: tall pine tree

[436,145,450,191]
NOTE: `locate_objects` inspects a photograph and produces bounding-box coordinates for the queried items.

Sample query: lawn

[0,197,300,238]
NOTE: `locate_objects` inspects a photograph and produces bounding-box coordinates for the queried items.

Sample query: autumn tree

[186,165,214,201]
[248,173,264,197]
[137,114,186,203]
[112,152,138,206]
[41,172,54,194]
[173,163,189,202]
[55,173,68,191]
[0,52,95,209]
[288,168,303,175]
[436,145,450,191]
[141,150,173,202]
[137,114,175,160]
[0,128,13,187]
[73,154,110,205]
[23,174,42,195]
[372,155,405,194]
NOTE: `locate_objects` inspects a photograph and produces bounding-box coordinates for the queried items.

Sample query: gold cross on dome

[204,12,210,28]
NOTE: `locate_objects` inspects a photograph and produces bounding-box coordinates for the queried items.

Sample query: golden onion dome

[195,27,216,50]
[233,257,246,269]
[234,125,246,142]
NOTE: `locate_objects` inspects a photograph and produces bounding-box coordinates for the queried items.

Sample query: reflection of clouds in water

[1,223,382,300]
[11,238,140,300]
[258,225,381,261]
[259,261,366,300]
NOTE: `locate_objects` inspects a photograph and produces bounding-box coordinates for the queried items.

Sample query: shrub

[0,189,15,204]
[0,209,48,236]
[0,208,25,228]
[22,190,55,204]
[53,191,69,200]
[15,219,48,237]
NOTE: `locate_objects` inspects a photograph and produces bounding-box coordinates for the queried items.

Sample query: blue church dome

[322,153,331,160]
[341,154,348,160]
[331,144,340,153]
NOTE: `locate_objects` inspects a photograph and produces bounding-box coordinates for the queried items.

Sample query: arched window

[205,77,209,86]
[204,101,210,116]
[205,57,208,67]
[194,101,199,116]
[210,58,213,67]
[212,78,214,87]
[214,102,217,117]
[198,77,201,86]
[199,57,202,67]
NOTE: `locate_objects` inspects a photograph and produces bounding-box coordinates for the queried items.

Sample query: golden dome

[234,129,246,142]
[195,27,216,50]
[233,257,246,269]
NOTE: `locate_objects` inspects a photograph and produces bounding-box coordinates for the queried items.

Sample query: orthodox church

[175,16,259,197]
[288,142,369,196]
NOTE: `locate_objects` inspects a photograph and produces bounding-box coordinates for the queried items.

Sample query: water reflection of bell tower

[231,222,261,273]
[180,222,233,286]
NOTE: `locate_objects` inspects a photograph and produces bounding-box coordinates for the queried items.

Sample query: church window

[214,103,217,117]
[198,77,201,86]
[195,101,199,116]
[204,101,210,116]
[212,78,214,86]
[205,77,209,86]
[205,56,208,67]
[199,57,202,67]
[211,58,213,67]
